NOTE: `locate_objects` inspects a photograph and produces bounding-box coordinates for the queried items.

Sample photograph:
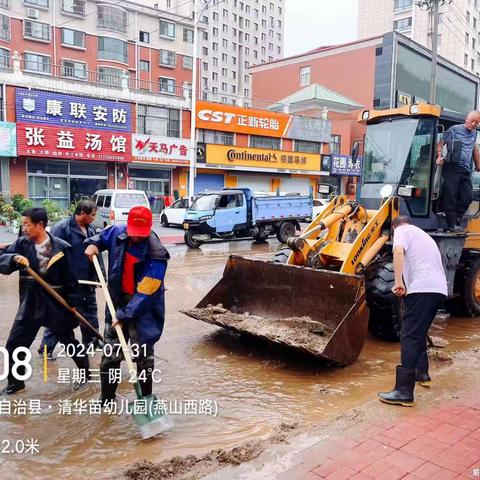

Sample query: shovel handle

[24,266,103,342]
[92,256,136,375]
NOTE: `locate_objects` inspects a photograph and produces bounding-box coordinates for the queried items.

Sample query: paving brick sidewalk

[279,388,480,480]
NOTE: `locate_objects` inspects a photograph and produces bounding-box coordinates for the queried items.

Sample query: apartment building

[0,0,197,208]
[358,0,480,75]
[151,0,285,106]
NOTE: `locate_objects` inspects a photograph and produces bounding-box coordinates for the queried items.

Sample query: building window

[0,14,9,41]
[330,134,341,154]
[139,59,150,71]
[203,47,208,55]
[159,19,175,39]
[222,23,228,33]
[213,11,218,21]
[212,72,218,80]
[139,30,150,43]
[183,28,193,43]
[62,0,86,17]
[202,61,208,71]
[98,5,127,34]
[465,53,469,67]
[394,0,412,11]
[213,42,218,51]
[62,59,87,80]
[61,28,85,48]
[222,53,228,62]
[24,20,51,42]
[25,0,49,7]
[197,129,234,145]
[221,82,227,91]
[98,37,128,63]
[393,17,412,32]
[159,77,176,95]
[472,58,475,70]
[221,67,227,76]
[0,47,9,68]
[295,140,321,154]
[213,56,219,65]
[0,0,10,6]
[222,38,228,47]
[183,55,193,70]
[299,65,310,86]
[466,32,470,45]
[250,135,280,149]
[160,49,176,67]
[97,66,123,87]
[244,88,249,97]
[24,52,50,74]
[137,104,180,137]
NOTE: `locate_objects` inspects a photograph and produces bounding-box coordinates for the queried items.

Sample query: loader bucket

[183,255,369,366]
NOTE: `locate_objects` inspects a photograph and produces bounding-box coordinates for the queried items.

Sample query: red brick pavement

[278,388,480,480]
[159,234,185,245]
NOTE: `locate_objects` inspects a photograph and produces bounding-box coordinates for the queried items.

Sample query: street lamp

[188,0,215,201]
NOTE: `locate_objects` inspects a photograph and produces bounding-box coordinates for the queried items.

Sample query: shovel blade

[129,394,174,439]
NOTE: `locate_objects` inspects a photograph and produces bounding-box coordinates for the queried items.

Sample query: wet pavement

[0,237,479,479]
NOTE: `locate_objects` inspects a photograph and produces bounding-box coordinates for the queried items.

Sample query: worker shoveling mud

[182,256,369,366]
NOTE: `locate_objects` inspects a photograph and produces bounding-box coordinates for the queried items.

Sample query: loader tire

[455,256,480,317]
[184,230,202,249]
[276,221,296,244]
[365,258,401,341]
[273,247,291,264]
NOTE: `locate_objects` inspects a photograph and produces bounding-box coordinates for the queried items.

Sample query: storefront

[15,88,132,207]
[194,101,337,195]
[130,134,191,212]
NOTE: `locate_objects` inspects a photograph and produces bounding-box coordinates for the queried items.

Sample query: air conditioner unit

[27,8,39,19]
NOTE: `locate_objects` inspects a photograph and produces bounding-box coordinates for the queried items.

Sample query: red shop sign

[16,123,131,163]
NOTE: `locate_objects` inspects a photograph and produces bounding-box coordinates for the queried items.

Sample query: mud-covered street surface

[0,238,479,479]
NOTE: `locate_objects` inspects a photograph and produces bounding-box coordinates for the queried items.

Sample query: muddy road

[0,238,479,479]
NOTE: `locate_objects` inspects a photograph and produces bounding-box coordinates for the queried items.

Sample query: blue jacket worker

[84,206,169,404]
[0,208,89,395]
[40,200,104,358]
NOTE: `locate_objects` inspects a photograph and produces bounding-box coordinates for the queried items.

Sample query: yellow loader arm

[285,195,400,274]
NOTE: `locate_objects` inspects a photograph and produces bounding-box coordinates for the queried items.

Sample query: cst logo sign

[197,109,236,124]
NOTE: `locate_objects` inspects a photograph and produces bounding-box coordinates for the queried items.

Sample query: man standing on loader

[378,216,447,407]
[84,206,169,405]
[0,208,89,395]
[436,110,480,233]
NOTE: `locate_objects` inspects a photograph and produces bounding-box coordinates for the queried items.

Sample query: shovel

[92,255,173,439]
[23,265,103,342]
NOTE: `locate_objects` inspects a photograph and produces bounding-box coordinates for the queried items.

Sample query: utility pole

[429,0,439,104]
[417,0,451,104]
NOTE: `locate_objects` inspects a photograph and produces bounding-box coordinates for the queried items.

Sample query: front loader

[184,103,480,365]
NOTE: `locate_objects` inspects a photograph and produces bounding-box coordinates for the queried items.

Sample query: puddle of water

[0,238,479,478]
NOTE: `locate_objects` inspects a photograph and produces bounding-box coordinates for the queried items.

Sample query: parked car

[91,189,150,229]
[160,198,189,227]
[313,198,329,217]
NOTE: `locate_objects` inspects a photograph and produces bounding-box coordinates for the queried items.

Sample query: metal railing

[61,0,85,16]
[8,58,188,98]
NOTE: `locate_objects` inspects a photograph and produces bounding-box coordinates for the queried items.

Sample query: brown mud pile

[183,304,333,357]
[123,422,300,480]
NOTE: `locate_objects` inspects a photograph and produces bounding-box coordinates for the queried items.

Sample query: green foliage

[0,200,19,224]
[11,194,33,214]
[41,199,70,224]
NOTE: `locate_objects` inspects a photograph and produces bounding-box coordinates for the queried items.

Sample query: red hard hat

[127,206,152,237]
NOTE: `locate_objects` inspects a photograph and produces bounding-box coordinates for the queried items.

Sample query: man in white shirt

[378,216,447,407]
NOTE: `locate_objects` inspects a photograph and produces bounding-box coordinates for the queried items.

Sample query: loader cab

[355,104,479,230]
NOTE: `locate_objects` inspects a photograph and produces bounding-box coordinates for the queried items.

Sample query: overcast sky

[284,0,359,57]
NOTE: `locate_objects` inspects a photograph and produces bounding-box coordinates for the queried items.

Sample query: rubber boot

[100,370,119,406]
[0,381,25,396]
[378,366,416,407]
[137,366,153,397]
[416,350,431,388]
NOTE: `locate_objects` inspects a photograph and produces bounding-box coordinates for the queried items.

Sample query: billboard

[0,122,16,157]
[132,134,191,165]
[17,123,131,162]
[16,88,133,132]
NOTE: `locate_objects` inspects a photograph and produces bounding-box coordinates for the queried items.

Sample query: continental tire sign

[206,144,321,172]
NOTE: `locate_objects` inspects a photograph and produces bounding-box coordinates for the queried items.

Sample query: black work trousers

[5,317,89,386]
[442,166,473,228]
[400,293,446,370]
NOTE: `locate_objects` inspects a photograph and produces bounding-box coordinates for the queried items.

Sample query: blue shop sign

[15,88,132,132]
[0,122,16,157]
[330,154,362,177]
